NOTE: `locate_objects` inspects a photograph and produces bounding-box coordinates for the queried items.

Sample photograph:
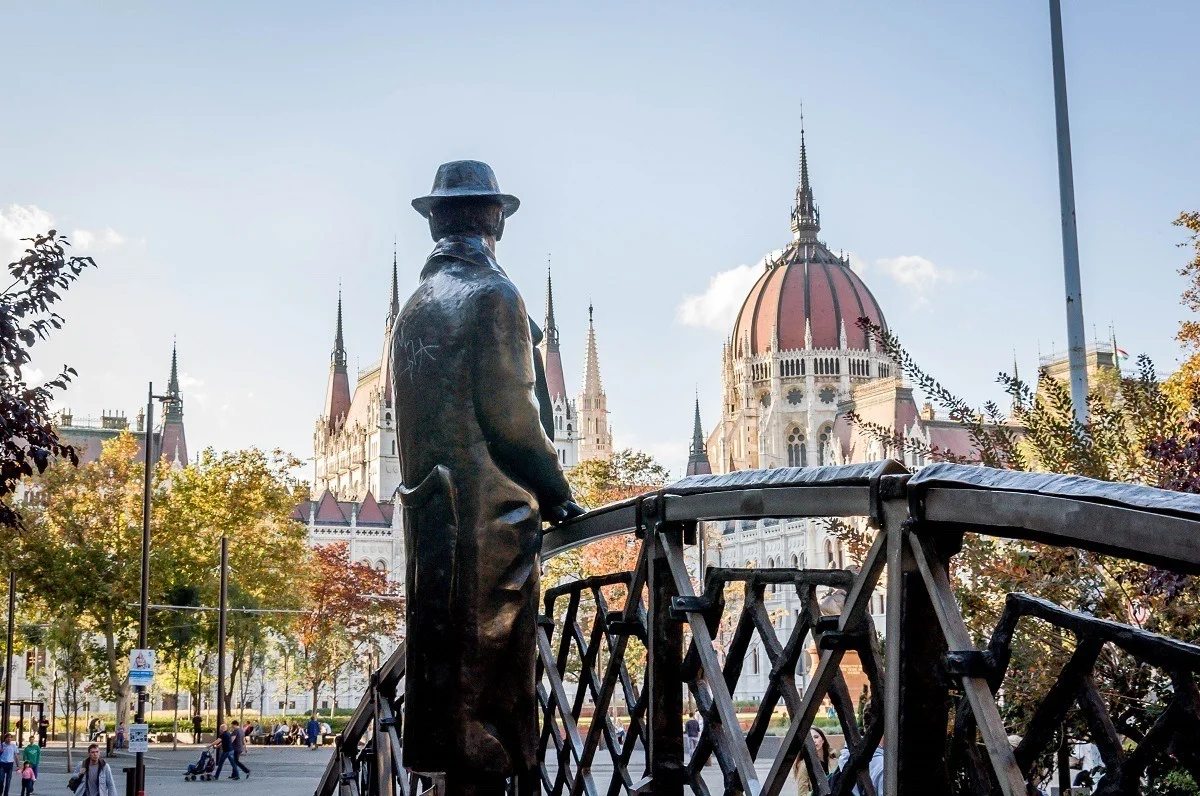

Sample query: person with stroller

[183,749,215,781]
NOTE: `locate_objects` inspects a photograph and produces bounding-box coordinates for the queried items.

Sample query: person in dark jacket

[396,161,583,796]
[305,717,320,751]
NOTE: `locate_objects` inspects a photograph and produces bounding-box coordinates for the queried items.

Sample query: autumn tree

[845,305,1200,788]
[1168,210,1200,408]
[19,432,165,730]
[547,449,672,587]
[155,446,310,712]
[297,542,401,719]
[0,230,93,529]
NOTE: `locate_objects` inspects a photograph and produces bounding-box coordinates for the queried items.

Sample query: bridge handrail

[544,460,1200,573]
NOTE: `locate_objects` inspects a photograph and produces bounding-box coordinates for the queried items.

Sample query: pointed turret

[790,118,821,242]
[582,304,602,397]
[541,263,568,401]
[323,292,352,430]
[165,340,183,422]
[686,396,712,476]
[160,342,188,465]
[578,303,613,462]
[388,241,400,326]
[333,291,347,368]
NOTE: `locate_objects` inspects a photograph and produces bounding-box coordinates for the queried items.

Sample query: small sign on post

[128,723,149,753]
[128,649,155,687]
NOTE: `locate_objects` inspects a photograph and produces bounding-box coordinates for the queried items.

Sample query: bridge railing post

[645,495,685,796]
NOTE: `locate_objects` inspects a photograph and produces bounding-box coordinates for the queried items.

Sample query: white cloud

[676,260,767,331]
[0,205,56,263]
[0,204,127,262]
[71,225,126,253]
[860,254,965,306]
[70,229,95,250]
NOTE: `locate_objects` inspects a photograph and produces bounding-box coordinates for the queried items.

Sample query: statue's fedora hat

[411,160,520,219]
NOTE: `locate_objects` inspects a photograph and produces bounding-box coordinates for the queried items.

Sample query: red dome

[732,241,888,355]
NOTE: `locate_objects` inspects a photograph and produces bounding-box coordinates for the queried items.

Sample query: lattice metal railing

[317,461,1200,796]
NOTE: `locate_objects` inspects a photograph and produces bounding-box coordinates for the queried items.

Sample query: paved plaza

[29,745,331,796]
[17,741,806,796]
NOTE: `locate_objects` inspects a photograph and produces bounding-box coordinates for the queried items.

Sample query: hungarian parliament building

[296,253,616,577]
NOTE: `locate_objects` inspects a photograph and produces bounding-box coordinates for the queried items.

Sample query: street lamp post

[137,383,174,796]
[2,570,14,736]
[216,536,228,734]
[1048,0,1089,425]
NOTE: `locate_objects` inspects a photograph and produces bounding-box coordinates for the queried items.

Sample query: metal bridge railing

[319,460,1200,796]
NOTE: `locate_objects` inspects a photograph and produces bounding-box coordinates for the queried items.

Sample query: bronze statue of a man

[393,161,583,795]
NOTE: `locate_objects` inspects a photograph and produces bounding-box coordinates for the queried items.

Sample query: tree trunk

[173,654,182,750]
[101,619,131,731]
[311,681,320,720]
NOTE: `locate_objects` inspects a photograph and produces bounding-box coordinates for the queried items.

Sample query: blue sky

[2,2,1197,477]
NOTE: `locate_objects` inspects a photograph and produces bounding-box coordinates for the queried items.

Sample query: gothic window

[787,388,802,405]
[791,553,800,568]
[786,427,805,467]
[375,559,388,572]
[760,392,771,408]
[751,646,760,675]
[824,540,836,568]
[818,424,832,465]
[566,423,572,433]
[819,386,836,404]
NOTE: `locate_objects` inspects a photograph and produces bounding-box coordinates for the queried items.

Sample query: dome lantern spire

[790,113,820,242]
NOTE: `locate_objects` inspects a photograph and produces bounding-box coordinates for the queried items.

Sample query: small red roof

[357,492,387,525]
[314,489,346,523]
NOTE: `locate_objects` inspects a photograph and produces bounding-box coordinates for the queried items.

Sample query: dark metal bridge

[317,462,1200,796]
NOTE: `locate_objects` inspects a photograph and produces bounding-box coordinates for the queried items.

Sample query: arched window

[786,427,805,468]
[791,553,800,568]
[817,425,832,466]
[751,646,760,675]
[824,540,835,568]
[375,559,388,572]
[766,557,776,593]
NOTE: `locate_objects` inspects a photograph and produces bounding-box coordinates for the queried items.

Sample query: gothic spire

[544,259,559,352]
[168,339,180,396]
[790,114,821,242]
[389,240,400,324]
[165,340,184,423]
[333,290,347,369]
[582,303,603,398]
[686,394,712,476]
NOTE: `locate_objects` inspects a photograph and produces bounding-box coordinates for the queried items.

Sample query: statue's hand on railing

[544,500,586,525]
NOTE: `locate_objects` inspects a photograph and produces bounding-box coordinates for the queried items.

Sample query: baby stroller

[184,750,216,781]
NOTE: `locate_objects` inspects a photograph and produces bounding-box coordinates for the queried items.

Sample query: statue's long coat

[392,234,571,778]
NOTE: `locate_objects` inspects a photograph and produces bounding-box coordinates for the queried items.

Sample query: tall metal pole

[1049,0,1089,425]
[137,383,154,796]
[216,536,228,734]
[3,570,14,736]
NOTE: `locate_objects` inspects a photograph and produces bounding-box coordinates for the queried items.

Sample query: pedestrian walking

[34,722,45,752]
[18,763,33,796]
[20,740,38,778]
[210,724,242,781]
[69,744,116,796]
[306,716,320,750]
[792,727,831,795]
[192,712,202,745]
[0,733,19,796]
[229,721,250,779]
[684,712,701,761]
